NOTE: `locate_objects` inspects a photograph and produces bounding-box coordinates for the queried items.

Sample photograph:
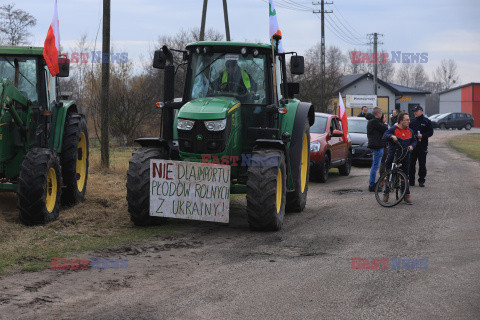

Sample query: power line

[329,3,364,39]
[319,14,367,46]
[327,9,366,42]
[325,14,367,45]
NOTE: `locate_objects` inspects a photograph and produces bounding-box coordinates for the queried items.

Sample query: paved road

[1,129,480,320]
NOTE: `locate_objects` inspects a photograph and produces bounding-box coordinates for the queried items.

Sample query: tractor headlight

[204,119,227,131]
[177,119,195,130]
[310,141,320,152]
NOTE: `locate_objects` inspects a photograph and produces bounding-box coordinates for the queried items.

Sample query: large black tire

[60,113,89,206]
[127,147,168,226]
[465,123,472,130]
[338,149,352,176]
[18,148,62,225]
[247,148,286,231]
[286,121,310,213]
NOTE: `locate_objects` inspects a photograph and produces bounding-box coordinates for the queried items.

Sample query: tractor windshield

[0,56,38,104]
[188,52,267,104]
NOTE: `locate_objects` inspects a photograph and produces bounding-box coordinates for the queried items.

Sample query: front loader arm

[0,78,30,130]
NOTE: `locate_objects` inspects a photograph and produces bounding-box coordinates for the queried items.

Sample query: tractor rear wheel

[18,148,62,225]
[286,121,310,212]
[127,147,168,226]
[61,113,89,206]
[246,148,286,231]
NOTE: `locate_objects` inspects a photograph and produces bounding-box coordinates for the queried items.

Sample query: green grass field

[448,133,480,161]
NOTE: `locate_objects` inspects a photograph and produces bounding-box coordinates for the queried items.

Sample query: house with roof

[332,73,431,117]
[439,83,480,126]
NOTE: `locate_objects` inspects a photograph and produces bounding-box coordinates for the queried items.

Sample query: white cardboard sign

[150,160,230,223]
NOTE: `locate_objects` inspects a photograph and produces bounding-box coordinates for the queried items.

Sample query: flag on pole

[338,92,349,142]
[43,0,60,76]
[268,0,284,53]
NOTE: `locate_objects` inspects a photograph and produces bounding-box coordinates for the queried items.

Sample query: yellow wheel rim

[276,168,282,214]
[76,132,87,192]
[45,167,58,213]
[300,133,308,193]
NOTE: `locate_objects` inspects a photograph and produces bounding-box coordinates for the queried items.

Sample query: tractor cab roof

[0,46,44,56]
[186,41,273,53]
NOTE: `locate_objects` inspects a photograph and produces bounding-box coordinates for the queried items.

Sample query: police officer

[409,106,433,187]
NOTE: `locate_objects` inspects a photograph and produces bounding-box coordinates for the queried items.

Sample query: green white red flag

[269,0,284,53]
[43,0,60,76]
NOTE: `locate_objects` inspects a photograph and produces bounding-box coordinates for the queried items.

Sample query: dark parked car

[310,113,352,182]
[347,117,371,165]
[431,112,475,130]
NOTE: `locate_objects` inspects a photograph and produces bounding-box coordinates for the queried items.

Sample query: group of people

[358,105,434,205]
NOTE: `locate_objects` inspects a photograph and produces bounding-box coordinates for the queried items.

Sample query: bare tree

[294,44,345,112]
[396,63,428,89]
[433,59,460,91]
[345,48,372,75]
[0,4,37,46]
[377,51,395,83]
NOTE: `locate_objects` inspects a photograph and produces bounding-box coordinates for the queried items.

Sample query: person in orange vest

[214,59,257,95]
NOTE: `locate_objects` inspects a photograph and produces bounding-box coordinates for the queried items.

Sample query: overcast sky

[16,0,480,84]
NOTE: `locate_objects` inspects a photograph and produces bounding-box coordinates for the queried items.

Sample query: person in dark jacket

[367,107,388,191]
[382,112,417,204]
[389,109,398,126]
[409,106,434,187]
[357,106,368,117]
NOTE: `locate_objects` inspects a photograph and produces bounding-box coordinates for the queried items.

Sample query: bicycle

[374,141,410,207]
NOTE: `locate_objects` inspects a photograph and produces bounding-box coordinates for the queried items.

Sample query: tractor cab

[150,42,306,164]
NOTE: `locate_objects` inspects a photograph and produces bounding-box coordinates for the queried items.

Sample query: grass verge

[0,147,174,275]
[447,133,480,161]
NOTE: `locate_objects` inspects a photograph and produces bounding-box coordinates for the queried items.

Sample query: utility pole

[100,0,110,168]
[368,32,383,95]
[200,0,208,41]
[313,1,332,112]
[222,0,231,41]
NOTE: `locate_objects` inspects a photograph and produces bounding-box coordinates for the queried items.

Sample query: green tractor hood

[178,97,240,120]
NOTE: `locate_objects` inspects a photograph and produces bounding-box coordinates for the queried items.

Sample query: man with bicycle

[382,112,417,204]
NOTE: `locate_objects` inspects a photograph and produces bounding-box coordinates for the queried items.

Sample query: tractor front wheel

[18,148,62,225]
[127,147,169,226]
[286,121,310,213]
[61,113,89,206]
[246,148,286,231]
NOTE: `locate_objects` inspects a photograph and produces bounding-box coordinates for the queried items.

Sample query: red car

[309,112,352,182]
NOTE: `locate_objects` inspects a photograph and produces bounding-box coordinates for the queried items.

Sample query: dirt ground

[1,128,479,320]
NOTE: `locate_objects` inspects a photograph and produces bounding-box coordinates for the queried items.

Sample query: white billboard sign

[150,160,230,223]
[346,95,377,108]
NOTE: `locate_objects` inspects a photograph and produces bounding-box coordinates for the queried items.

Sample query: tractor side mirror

[153,50,167,69]
[287,82,299,98]
[290,56,304,75]
[57,57,70,77]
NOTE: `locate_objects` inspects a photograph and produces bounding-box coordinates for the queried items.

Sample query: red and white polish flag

[43,0,60,76]
[339,92,349,142]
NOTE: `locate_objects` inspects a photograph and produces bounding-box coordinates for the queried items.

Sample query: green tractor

[0,46,89,225]
[127,41,314,231]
